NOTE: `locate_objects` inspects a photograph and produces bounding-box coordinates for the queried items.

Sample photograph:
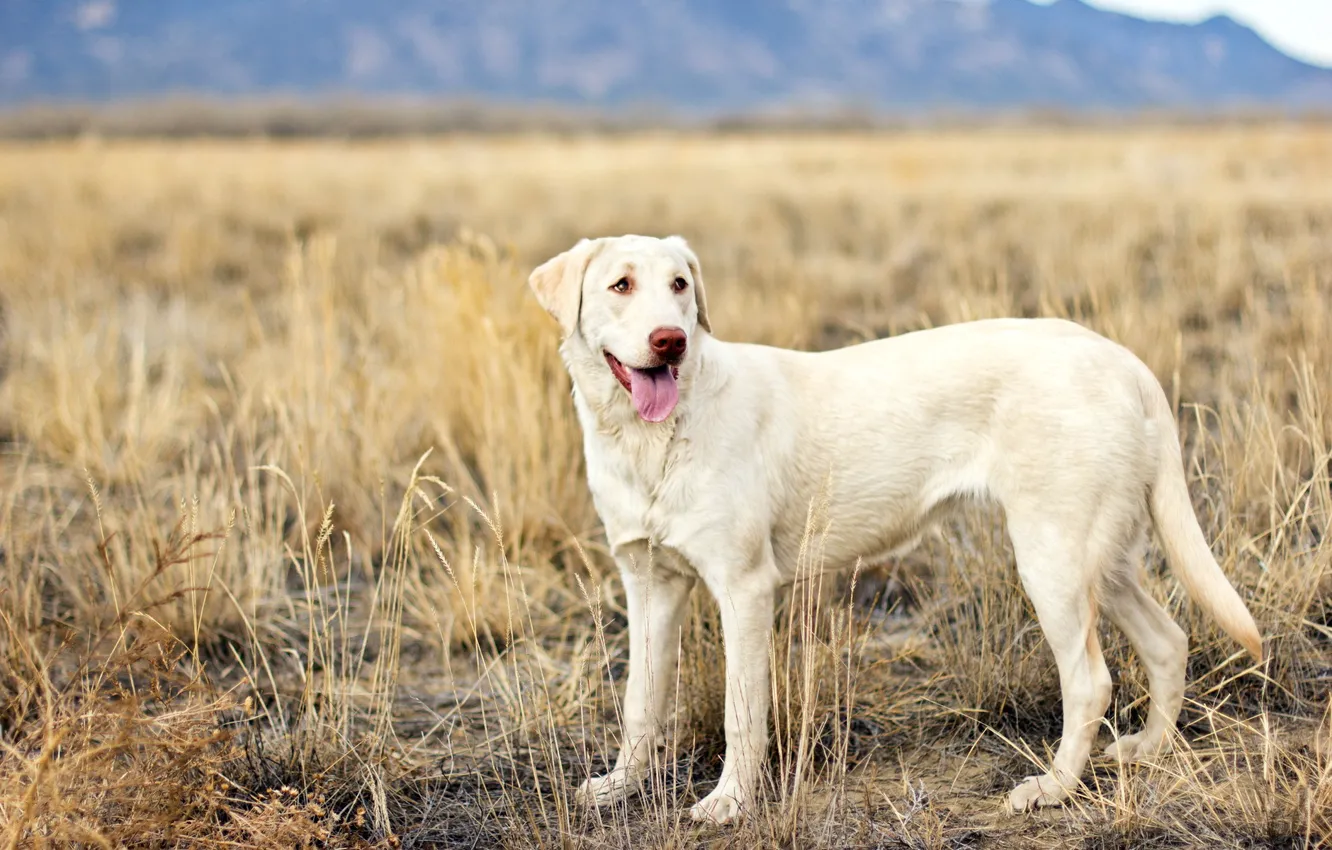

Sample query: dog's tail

[1143,373,1263,661]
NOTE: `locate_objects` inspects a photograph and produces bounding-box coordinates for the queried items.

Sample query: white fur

[528,234,1263,824]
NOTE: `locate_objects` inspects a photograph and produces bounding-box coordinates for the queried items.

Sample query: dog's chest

[581,419,698,552]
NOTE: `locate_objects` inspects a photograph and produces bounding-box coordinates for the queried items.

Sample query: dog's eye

[611,278,631,294]
[672,277,689,292]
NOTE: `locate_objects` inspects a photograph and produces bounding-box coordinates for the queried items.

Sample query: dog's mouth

[604,351,680,423]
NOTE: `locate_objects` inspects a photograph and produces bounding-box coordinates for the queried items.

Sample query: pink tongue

[628,367,679,422]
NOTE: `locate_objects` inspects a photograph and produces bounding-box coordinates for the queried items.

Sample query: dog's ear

[528,238,604,337]
[664,235,711,333]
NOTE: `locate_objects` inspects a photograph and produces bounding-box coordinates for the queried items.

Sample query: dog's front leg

[690,560,778,825]
[577,547,695,807]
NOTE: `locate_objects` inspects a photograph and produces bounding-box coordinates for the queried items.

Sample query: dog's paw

[1103,732,1170,764]
[1006,773,1071,813]
[575,770,638,807]
[689,787,746,825]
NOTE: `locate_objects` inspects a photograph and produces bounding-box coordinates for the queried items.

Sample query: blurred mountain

[2,0,1330,110]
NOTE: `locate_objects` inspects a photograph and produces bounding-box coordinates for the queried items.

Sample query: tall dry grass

[0,127,1329,847]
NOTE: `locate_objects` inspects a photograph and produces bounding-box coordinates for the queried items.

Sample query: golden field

[0,126,1330,848]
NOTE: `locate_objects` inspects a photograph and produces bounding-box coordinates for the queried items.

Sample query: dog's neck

[560,332,712,440]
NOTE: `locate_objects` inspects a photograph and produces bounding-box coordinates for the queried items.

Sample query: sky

[1029,0,1332,67]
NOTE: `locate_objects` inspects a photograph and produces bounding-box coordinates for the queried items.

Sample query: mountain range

[3,0,1331,111]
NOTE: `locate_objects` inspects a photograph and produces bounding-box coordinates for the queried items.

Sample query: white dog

[528,234,1262,824]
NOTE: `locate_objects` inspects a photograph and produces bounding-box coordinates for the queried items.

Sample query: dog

[527,234,1263,824]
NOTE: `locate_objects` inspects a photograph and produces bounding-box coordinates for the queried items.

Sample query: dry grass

[0,126,1329,848]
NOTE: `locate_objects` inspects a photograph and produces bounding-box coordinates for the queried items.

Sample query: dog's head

[529,234,711,423]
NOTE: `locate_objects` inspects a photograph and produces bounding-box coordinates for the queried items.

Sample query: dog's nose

[649,326,687,362]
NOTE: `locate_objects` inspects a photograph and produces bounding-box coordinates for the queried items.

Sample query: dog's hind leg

[1101,530,1188,763]
[1004,510,1114,812]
